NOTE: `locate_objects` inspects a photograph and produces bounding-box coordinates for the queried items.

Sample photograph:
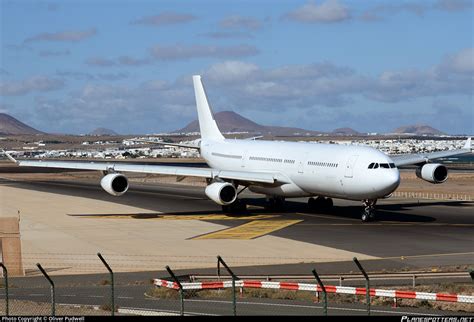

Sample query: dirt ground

[0,299,111,315]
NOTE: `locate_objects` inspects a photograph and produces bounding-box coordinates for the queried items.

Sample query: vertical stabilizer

[192,75,224,141]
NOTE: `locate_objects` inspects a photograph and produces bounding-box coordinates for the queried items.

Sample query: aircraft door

[344,155,359,178]
[298,152,308,174]
[241,150,248,168]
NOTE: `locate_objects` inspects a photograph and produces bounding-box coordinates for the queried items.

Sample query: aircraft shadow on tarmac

[242,198,442,223]
[67,210,269,219]
[378,200,472,210]
[67,200,455,223]
[9,178,471,223]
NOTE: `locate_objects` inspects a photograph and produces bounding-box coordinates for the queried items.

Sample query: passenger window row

[249,156,283,163]
[368,162,396,169]
[308,161,338,168]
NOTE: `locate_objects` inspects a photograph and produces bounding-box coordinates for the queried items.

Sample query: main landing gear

[307,196,333,211]
[222,199,247,213]
[264,196,285,210]
[361,199,377,222]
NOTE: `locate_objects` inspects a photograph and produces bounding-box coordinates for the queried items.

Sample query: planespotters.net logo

[401,317,474,322]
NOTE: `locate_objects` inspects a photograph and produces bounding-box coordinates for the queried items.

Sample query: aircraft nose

[384,170,400,192]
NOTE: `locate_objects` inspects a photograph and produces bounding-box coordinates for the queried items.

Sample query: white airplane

[3,75,472,222]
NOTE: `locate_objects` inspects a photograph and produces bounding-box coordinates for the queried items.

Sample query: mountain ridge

[392,124,445,136]
[0,113,43,135]
[176,111,323,136]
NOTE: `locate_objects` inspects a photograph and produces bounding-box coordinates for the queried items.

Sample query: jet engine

[100,173,129,196]
[205,182,237,205]
[415,163,448,184]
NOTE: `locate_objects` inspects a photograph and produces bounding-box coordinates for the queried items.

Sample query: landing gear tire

[361,199,377,222]
[308,197,333,211]
[324,198,333,208]
[361,211,370,222]
[265,196,285,210]
[222,199,247,214]
[308,197,316,209]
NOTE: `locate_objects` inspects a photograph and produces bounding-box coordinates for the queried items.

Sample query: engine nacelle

[205,182,237,205]
[100,173,129,196]
[416,163,448,184]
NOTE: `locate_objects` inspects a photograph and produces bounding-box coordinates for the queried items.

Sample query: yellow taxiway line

[193,219,303,240]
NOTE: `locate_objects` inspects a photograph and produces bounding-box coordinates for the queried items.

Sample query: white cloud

[435,0,472,11]
[131,13,196,26]
[0,76,64,96]
[118,56,151,66]
[85,57,117,67]
[201,31,253,39]
[440,47,474,74]
[361,0,473,21]
[219,15,262,30]
[38,49,70,57]
[25,28,97,43]
[206,61,259,83]
[284,0,351,23]
[149,44,259,60]
[10,49,471,133]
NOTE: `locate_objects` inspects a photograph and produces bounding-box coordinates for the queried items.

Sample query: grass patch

[146,282,474,312]
[98,279,111,286]
[99,303,119,312]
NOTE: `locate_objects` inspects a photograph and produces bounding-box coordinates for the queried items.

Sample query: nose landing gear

[361,199,377,222]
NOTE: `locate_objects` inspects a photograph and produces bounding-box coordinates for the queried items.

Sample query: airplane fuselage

[201,138,401,200]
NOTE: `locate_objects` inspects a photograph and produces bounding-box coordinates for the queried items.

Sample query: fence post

[0,263,8,316]
[166,265,184,316]
[217,255,239,316]
[312,268,327,316]
[97,253,114,316]
[353,257,370,316]
[37,263,55,316]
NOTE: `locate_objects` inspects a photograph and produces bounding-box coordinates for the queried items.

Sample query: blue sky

[0,0,472,134]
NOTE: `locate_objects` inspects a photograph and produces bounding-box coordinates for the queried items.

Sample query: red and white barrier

[153,278,474,304]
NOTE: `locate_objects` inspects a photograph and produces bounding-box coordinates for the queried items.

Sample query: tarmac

[0,167,473,275]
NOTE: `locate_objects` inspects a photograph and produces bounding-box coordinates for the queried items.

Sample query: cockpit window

[369,162,396,169]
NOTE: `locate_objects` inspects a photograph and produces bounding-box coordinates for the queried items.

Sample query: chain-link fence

[1,255,473,316]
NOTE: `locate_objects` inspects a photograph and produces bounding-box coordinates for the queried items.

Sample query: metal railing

[0,255,472,316]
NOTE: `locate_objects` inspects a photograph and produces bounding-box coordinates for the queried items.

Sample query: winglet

[1,149,19,164]
[464,137,472,150]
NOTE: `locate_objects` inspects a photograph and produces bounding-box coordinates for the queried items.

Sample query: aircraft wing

[2,151,289,185]
[390,138,472,167]
[131,139,200,150]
